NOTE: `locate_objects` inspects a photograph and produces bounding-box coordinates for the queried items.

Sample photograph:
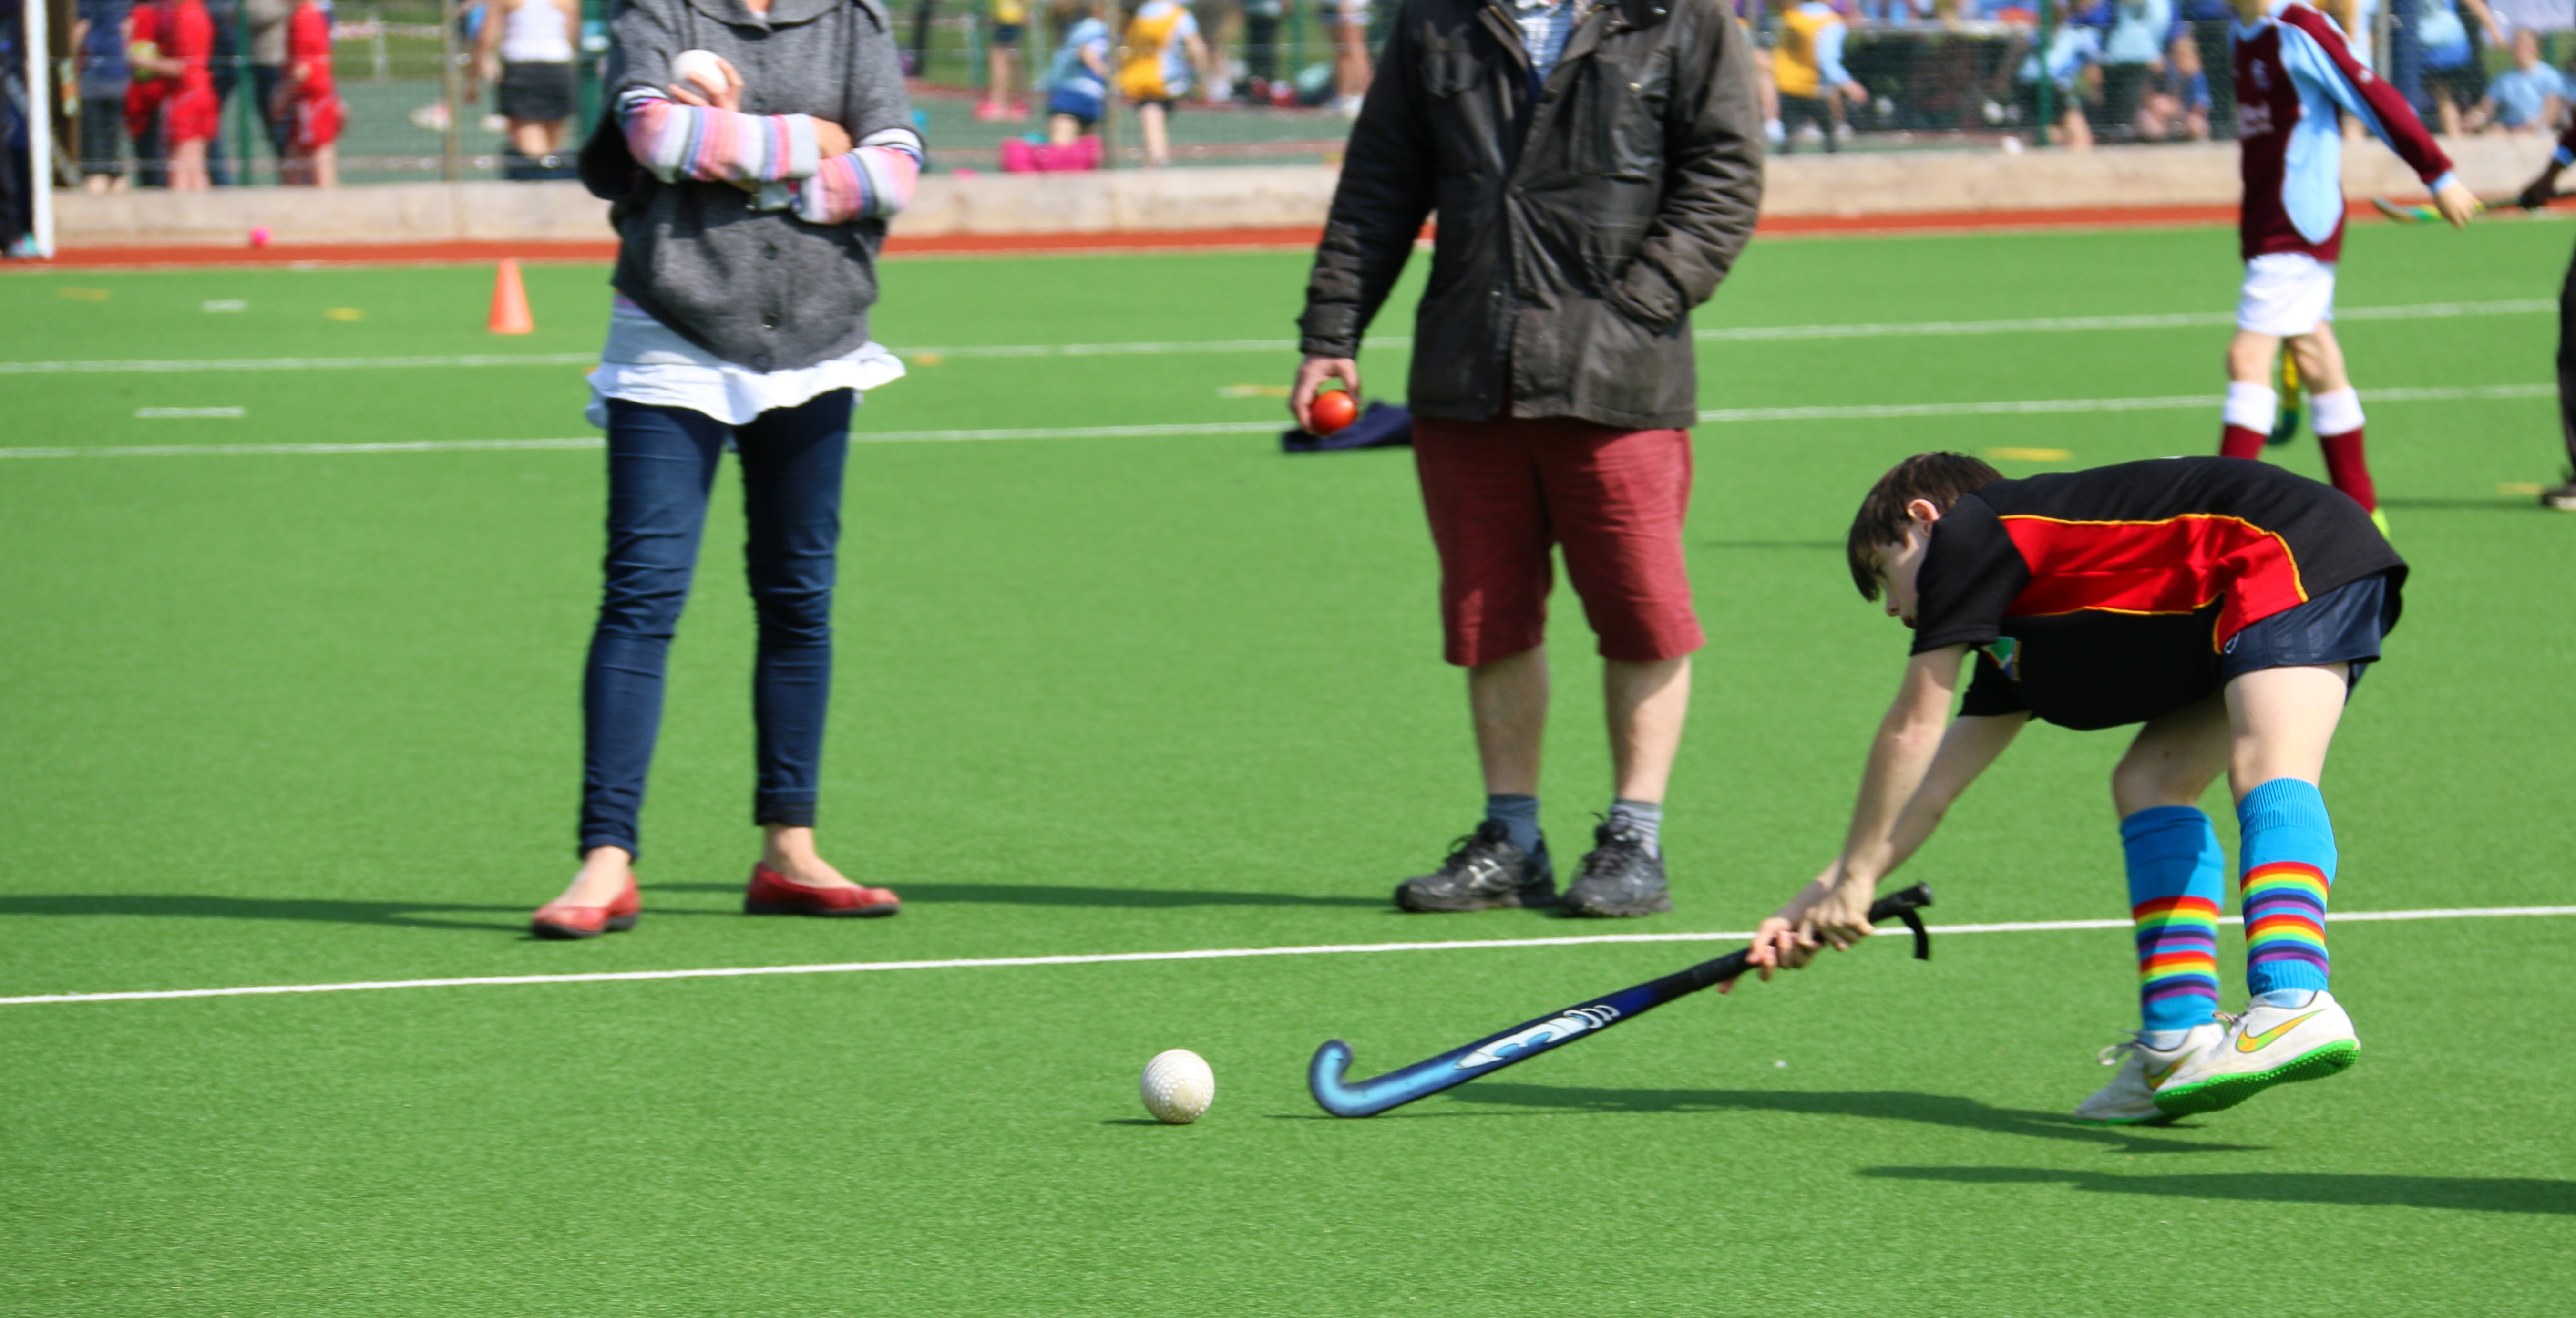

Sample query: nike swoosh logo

[2145,1059,2185,1087]
[2235,1010,2325,1054]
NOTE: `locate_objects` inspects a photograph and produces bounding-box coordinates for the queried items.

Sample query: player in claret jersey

[1745,453,2403,1124]
[2217,0,2478,534]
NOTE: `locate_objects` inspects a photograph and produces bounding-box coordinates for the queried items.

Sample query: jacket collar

[1615,0,1672,30]
[682,0,859,30]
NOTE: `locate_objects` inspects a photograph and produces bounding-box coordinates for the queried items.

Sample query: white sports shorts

[2237,253,2337,336]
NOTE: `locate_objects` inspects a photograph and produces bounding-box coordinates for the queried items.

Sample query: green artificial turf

[2,220,2572,1315]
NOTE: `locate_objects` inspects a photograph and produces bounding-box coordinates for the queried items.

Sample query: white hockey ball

[670,49,729,97]
[1139,1049,1215,1124]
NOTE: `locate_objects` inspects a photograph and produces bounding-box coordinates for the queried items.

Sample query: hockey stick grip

[1669,879,1935,991]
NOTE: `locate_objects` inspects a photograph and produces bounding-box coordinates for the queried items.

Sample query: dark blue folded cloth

[1281,401,1414,453]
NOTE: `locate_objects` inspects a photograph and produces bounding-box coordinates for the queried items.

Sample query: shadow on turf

[1858,1166,2576,1215]
[1387,1083,2261,1154]
[0,893,537,931]
[642,881,1386,908]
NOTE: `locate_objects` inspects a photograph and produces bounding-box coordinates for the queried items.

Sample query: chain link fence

[33,0,2576,189]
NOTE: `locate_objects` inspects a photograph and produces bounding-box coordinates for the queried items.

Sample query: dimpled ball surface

[670,49,726,95]
[1139,1049,1215,1125]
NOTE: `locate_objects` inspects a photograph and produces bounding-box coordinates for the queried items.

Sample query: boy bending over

[1747,453,2402,1123]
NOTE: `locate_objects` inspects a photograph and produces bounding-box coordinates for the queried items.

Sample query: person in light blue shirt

[1044,13,1111,141]
[2017,1,2105,146]
[2418,0,2503,134]
[2472,27,2572,131]
[2102,0,2173,137]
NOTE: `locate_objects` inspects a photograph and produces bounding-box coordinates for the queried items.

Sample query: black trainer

[1561,820,1672,917]
[2543,477,2576,511]
[1394,820,1556,912]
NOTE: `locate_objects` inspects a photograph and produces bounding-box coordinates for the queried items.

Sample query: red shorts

[1412,414,1704,667]
[291,92,344,149]
[164,81,220,144]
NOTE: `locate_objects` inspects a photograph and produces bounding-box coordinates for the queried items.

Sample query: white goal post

[20,0,53,257]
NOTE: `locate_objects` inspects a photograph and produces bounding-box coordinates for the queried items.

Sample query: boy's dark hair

[1846,453,2003,601]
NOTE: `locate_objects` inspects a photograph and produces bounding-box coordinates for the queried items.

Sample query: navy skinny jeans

[580,391,852,858]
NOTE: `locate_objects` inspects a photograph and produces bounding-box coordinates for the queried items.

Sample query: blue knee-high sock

[2121,805,2227,1037]
[2238,779,2336,1000]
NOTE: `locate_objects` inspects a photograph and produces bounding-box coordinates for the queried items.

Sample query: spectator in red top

[159,0,219,190]
[123,0,179,187]
[277,0,341,186]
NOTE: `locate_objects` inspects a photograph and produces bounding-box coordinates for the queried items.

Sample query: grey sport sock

[1485,794,1542,855]
[1608,798,1663,857]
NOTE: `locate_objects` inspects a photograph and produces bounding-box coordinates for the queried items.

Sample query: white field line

[0,299,2548,376]
[3,905,2567,1009]
[0,437,607,458]
[0,352,598,375]
[1693,381,2554,424]
[2,382,2548,459]
[1688,298,2550,343]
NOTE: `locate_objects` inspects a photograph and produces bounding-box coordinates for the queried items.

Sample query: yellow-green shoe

[2153,991,2359,1117]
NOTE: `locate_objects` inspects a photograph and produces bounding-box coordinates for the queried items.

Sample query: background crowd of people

[1752,0,2576,150]
[10,0,2576,214]
[61,0,342,192]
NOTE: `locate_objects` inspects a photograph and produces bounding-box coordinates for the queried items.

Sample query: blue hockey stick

[1308,883,1935,1117]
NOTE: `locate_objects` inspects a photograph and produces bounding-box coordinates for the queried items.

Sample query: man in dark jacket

[1291,0,1762,917]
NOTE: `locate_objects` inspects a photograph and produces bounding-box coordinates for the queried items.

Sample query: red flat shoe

[743,864,901,918]
[531,873,642,940]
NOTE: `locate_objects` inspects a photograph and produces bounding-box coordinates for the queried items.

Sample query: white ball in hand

[670,49,727,97]
[1139,1049,1215,1125]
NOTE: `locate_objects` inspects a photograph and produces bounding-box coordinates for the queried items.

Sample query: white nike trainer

[2152,990,2359,1117]
[2073,1022,2226,1124]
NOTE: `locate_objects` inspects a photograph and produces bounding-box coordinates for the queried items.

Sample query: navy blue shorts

[2218,570,2399,692]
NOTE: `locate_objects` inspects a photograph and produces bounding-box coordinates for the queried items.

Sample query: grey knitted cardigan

[604,0,917,372]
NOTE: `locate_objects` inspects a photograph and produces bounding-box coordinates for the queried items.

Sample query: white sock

[2310,386,2364,436]
[2224,382,2278,433]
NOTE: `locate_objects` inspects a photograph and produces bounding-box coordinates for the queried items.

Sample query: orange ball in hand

[1310,390,1359,434]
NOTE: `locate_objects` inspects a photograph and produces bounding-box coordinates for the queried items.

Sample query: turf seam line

[4,905,2568,1008]
[0,299,2546,375]
[0,383,2548,458]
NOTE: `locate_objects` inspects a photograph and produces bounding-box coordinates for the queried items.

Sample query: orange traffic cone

[488,258,535,335]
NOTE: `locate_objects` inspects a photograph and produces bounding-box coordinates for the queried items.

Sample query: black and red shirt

[1909,458,2404,730]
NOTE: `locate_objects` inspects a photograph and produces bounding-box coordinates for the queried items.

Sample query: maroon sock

[2220,425,2268,460]
[2318,428,2377,511]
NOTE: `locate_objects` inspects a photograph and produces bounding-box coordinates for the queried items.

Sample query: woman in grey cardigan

[533,0,924,939]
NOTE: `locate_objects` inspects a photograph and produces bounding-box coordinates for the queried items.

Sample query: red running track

[13,198,2566,270]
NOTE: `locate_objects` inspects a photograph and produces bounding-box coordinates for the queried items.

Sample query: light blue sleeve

[2277,21,2386,141]
[1817,21,1851,89]
[2273,23,2369,245]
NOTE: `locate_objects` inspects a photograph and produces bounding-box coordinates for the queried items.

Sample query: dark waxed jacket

[1298,0,1763,430]
[604,0,915,373]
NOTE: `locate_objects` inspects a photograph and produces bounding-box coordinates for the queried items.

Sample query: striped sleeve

[795,128,926,225]
[618,87,823,185]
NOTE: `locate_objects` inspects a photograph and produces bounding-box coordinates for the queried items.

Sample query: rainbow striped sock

[2122,805,2225,1034]
[2237,779,2336,997]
